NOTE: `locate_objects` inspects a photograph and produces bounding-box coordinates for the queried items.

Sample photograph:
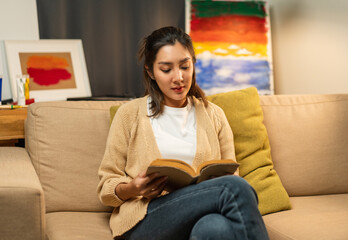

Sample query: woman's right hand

[115,171,168,201]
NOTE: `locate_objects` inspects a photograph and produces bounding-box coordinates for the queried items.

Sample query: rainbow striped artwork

[186,0,273,95]
[19,52,76,91]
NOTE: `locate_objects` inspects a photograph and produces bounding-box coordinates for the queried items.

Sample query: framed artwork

[186,0,274,95]
[5,40,91,102]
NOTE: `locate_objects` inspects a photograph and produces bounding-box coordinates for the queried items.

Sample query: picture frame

[5,39,91,102]
[185,0,274,95]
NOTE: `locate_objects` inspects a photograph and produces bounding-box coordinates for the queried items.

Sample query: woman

[97,26,269,240]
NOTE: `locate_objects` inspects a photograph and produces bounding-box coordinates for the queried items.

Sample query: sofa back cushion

[259,94,348,196]
[26,101,125,213]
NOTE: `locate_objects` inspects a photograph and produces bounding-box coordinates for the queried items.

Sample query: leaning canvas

[186,0,274,95]
[5,40,91,102]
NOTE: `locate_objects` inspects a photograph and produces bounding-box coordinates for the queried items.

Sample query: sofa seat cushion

[46,212,113,240]
[263,194,348,240]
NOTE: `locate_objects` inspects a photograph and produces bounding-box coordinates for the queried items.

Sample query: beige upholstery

[25,101,124,213]
[46,212,113,240]
[0,147,45,240]
[263,194,348,240]
[260,94,348,196]
[0,94,347,240]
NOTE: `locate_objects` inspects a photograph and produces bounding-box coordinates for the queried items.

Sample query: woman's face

[149,41,194,108]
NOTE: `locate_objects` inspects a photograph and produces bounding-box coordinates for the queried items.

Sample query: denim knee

[189,213,235,240]
[211,175,258,204]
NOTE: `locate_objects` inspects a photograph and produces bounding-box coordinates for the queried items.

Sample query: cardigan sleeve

[215,106,239,175]
[97,104,134,207]
[213,104,237,161]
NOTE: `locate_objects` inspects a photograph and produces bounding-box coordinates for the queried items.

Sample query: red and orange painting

[19,52,76,91]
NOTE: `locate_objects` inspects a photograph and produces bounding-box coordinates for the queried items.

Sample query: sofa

[0,93,347,240]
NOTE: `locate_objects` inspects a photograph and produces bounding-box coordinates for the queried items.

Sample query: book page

[197,162,239,183]
[146,165,197,191]
[149,159,196,176]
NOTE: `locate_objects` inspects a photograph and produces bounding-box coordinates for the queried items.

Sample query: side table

[0,108,28,146]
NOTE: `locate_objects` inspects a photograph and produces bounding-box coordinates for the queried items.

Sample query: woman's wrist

[115,182,136,201]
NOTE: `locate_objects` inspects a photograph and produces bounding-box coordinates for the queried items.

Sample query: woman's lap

[123,176,268,240]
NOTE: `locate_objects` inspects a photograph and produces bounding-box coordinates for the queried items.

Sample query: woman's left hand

[115,171,168,201]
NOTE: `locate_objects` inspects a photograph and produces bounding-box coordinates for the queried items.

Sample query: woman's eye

[181,66,189,70]
[161,69,170,73]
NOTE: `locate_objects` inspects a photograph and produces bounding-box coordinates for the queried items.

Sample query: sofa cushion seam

[265,224,296,240]
[260,98,348,107]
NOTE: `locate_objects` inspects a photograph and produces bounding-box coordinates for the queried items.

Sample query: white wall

[269,0,348,94]
[0,0,39,100]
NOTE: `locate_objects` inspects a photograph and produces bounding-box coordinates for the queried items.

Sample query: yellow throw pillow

[207,87,291,215]
[110,105,121,124]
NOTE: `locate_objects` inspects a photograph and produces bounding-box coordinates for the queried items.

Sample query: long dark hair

[138,26,207,117]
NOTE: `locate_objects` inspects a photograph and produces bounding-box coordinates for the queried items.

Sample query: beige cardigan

[97,96,236,238]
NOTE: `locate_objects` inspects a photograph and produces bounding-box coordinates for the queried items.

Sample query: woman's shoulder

[192,96,228,131]
[118,96,147,111]
[115,96,147,120]
[192,96,225,116]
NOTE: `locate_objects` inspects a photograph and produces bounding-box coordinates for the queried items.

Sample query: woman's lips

[172,86,184,93]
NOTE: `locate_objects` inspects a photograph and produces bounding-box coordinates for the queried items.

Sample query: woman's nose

[173,69,183,81]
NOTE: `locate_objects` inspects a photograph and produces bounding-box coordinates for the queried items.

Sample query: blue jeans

[122,176,269,240]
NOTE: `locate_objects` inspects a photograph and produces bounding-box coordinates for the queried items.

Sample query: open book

[146,159,239,191]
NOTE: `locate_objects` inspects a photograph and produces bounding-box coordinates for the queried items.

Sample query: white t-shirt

[148,97,197,165]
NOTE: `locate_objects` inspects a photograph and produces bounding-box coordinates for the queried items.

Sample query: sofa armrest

[0,147,45,240]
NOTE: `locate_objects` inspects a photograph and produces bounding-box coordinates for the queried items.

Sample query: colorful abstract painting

[19,52,76,91]
[186,0,273,95]
[5,40,90,102]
